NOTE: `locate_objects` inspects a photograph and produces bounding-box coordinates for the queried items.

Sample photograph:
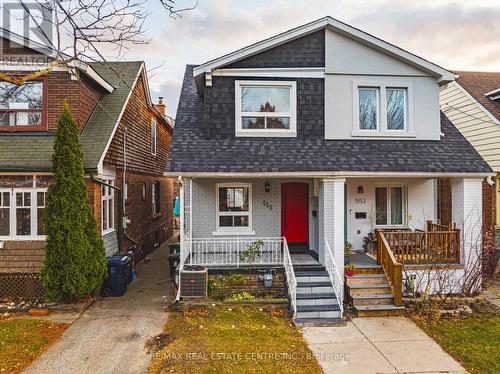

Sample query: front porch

[177,176,483,320]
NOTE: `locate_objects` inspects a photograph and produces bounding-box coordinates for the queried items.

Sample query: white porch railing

[188,237,284,267]
[283,237,297,319]
[325,239,343,318]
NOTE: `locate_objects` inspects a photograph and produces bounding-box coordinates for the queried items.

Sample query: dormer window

[353,80,414,137]
[0,79,46,131]
[235,80,296,137]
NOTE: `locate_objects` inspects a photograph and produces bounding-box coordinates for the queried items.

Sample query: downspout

[90,174,123,251]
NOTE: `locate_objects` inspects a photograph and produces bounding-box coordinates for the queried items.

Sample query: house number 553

[262,200,273,210]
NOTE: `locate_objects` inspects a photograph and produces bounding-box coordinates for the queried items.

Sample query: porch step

[347,283,391,296]
[352,266,384,275]
[293,265,325,272]
[350,293,395,306]
[296,275,330,283]
[297,298,338,306]
[295,271,329,277]
[355,304,405,317]
[294,317,346,327]
[296,292,337,300]
[297,304,340,312]
[297,285,334,294]
[346,274,387,285]
[297,281,332,288]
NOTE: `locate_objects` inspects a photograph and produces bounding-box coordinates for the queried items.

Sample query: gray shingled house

[166,17,493,323]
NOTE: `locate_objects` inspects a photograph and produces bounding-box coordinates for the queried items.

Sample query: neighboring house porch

[177,175,483,321]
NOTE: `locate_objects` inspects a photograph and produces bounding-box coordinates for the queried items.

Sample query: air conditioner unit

[180,265,208,299]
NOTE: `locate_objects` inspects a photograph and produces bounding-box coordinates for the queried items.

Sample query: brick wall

[226,30,325,68]
[205,76,324,138]
[0,241,45,273]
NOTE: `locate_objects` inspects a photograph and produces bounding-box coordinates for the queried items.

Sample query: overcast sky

[121,0,500,117]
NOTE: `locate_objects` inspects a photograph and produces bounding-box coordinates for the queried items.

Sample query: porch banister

[377,231,403,306]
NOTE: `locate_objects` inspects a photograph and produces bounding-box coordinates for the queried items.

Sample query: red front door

[281,182,309,250]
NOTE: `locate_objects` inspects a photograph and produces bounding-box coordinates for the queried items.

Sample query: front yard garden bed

[410,301,500,374]
[148,305,322,374]
[0,317,68,373]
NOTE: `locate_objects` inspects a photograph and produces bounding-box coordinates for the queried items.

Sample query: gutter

[90,174,123,251]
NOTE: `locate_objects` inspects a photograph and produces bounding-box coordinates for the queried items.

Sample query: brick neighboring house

[440,72,500,234]
[0,31,174,297]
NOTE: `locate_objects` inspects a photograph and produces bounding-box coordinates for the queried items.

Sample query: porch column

[451,178,482,272]
[319,178,345,274]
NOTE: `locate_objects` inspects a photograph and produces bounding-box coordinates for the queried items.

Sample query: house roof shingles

[166,65,492,175]
[0,61,142,172]
[454,71,500,121]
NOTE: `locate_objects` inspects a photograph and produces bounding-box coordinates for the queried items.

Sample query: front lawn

[149,306,323,374]
[413,305,500,374]
[0,318,68,374]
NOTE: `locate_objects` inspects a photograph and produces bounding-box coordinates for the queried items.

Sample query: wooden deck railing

[382,225,461,264]
[377,231,402,306]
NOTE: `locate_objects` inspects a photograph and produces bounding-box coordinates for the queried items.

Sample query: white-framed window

[214,183,254,235]
[141,183,147,200]
[152,181,160,216]
[235,80,297,137]
[353,81,413,137]
[151,119,157,156]
[375,185,406,227]
[101,180,115,234]
[0,188,47,239]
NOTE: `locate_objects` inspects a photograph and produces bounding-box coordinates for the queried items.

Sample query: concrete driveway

[302,317,466,374]
[23,244,173,374]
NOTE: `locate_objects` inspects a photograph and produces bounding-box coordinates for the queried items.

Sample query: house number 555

[262,200,273,210]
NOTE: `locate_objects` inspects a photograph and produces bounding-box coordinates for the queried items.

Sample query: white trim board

[193,17,454,84]
[213,67,325,78]
[165,171,494,178]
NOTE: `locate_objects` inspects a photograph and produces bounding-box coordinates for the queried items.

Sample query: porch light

[358,186,364,194]
[265,182,270,192]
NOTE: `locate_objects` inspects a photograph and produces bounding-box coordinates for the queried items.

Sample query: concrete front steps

[292,265,343,326]
[346,264,405,317]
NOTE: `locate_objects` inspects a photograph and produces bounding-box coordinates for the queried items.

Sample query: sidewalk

[302,317,466,374]
[23,240,174,374]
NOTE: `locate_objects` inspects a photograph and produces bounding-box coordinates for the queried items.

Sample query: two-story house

[166,17,492,323]
[439,71,500,235]
[0,30,174,298]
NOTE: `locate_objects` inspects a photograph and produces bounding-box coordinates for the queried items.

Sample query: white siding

[440,81,500,171]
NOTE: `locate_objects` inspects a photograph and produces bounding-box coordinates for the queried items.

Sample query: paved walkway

[303,317,466,374]
[23,242,173,374]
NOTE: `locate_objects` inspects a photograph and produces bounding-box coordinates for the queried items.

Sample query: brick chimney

[154,97,166,116]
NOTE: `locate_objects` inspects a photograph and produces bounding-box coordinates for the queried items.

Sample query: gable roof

[454,71,500,123]
[0,61,144,172]
[166,65,491,177]
[193,17,455,83]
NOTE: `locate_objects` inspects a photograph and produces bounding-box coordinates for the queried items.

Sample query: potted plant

[344,241,353,264]
[344,264,354,277]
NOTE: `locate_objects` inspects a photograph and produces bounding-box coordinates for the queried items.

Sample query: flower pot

[345,270,353,277]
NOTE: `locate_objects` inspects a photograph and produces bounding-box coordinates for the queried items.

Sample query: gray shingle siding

[166,65,492,175]
[226,30,325,69]
[205,76,324,138]
[103,231,119,256]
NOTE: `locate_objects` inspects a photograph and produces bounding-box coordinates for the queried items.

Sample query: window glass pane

[102,201,108,230]
[375,187,387,225]
[35,175,52,188]
[37,192,45,207]
[0,81,42,109]
[219,187,249,212]
[37,208,45,235]
[387,89,405,130]
[233,216,249,227]
[266,117,290,129]
[0,175,33,188]
[241,117,265,129]
[0,192,9,236]
[219,216,249,227]
[359,88,378,130]
[390,187,403,225]
[241,86,290,113]
[108,200,113,228]
[16,208,31,236]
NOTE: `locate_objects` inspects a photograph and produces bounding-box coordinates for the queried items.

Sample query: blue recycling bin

[101,255,132,297]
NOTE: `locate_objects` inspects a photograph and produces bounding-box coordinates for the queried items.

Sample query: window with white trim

[216,184,252,231]
[354,81,412,136]
[235,81,296,137]
[151,119,157,155]
[375,186,405,227]
[102,180,115,233]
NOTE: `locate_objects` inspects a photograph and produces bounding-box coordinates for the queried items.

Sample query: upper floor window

[235,80,296,137]
[0,79,46,131]
[102,180,115,234]
[354,81,413,137]
[151,119,157,155]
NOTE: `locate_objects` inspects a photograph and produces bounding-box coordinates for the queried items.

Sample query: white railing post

[283,237,297,319]
[324,239,344,318]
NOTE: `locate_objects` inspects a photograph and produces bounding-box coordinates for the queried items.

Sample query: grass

[148,306,323,374]
[0,317,68,374]
[413,306,500,374]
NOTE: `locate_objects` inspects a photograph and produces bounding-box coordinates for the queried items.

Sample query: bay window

[215,183,253,234]
[235,81,296,137]
[0,174,49,239]
[375,186,405,227]
[0,79,46,131]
